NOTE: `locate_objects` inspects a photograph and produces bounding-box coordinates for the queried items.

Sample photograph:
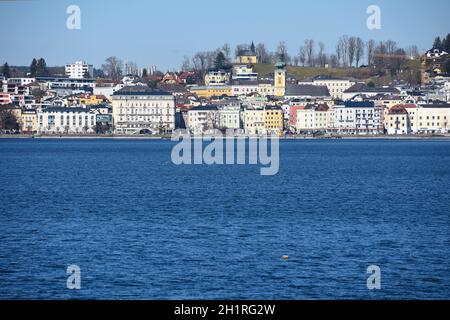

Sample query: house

[243,108,265,135]
[21,109,38,134]
[187,105,219,134]
[218,103,241,131]
[79,94,109,106]
[386,105,411,135]
[264,106,283,135]
[204,70,230,86]
[295,104,331,133]
[111,86,176,135]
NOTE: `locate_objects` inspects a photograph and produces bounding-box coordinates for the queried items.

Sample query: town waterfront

[0,139,449,299]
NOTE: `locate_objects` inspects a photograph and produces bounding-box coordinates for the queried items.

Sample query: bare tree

[277,41,291,64]
[337,36,349,67]
[348,37,357,67]
[407,45,419,59]
[101,56,123,82]
[181,56,191,71]
[305,39,315,67]
[317,42,326,67]
[366,39,376,66]
[192,52,209,80]
[386,40,397,54]
[355,37,365,67]
[329,54,338,68]
[298,46,307,67]
[235,44,248,58]
[256,43,271,64]
[335,42,342,67]
[221,44,231,63]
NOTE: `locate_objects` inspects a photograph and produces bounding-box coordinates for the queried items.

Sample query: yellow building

[21,109,38,133]
[80,94,109,105]
[204,71,229,86]
[274,62,286,97]
[189,86,232,99]
[415,104,450,134]
[264,107,283,135]
[236,49,257,64]
[243,109,265,135]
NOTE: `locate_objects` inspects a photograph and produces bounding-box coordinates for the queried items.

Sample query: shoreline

[2,134,450,140]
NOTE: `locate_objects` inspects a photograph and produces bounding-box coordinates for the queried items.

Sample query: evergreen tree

[36,58,49,76]
[142,68,148,78]
[443,34,450,52]
[30,58,38,77]
[2,62,11,78]
[214,51,226,70]
[433,37,442,50]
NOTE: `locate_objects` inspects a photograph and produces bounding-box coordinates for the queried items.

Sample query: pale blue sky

[0,0,449,70]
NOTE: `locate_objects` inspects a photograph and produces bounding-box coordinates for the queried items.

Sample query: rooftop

[113,85,172,96]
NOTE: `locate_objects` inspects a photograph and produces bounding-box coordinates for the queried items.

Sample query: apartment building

[112,86,176,135]
[332,101,384,134]
[296,104,331,132]
[65,60,94,79]
[37,107,97,134]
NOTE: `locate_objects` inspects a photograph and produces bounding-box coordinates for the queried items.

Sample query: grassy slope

[253,59,421,85]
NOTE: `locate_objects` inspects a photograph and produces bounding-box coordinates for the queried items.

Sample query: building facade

[112,86,176,135]
[332,101,384,134]
[204,71,230,86]
[37,107,97,134]
[187,105,219,134]
[65,61,94,79]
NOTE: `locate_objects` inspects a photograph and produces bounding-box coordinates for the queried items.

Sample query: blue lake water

[0,138,449,299]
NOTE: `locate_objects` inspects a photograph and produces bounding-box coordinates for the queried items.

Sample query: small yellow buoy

[282,255,289,260]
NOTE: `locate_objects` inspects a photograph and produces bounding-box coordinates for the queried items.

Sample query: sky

[0,0,449,71]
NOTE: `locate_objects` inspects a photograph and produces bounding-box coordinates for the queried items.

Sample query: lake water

[0,139,449,299]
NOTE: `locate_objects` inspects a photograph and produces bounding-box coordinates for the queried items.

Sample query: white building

[112,86,176,135]
[232,65,258,81]
[299,76,355,99]
[187,105,219,134]
[94,83,125,101]
[295,104,331,132]
[38,107,97,134]
[445,82,450,102]
[232,80,274,97]
[332,101,384,134]
[218,104,241,130]
[65,60,94,79]
[7,78,36,86]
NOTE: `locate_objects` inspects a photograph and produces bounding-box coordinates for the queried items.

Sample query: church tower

[274,61,286,97]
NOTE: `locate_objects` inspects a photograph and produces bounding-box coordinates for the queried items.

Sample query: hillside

[253,59,421,85]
